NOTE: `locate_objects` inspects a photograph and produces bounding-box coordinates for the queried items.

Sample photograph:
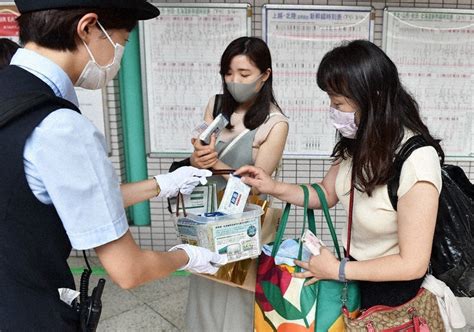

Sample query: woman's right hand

[190,135,218,169]
[235,165,277,195]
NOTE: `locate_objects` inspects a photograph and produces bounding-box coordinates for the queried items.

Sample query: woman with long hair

[237,39,443,310]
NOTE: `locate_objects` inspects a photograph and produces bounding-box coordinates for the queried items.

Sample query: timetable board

[141,3,251,155]
[383,8,474,158]
[263,5,374,157]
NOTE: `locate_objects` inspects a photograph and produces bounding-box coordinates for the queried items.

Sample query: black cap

[15,0,160,20]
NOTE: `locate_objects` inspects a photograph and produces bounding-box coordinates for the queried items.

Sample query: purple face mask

[329,107,358,139]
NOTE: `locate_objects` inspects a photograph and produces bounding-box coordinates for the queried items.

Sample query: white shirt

[335,136,442,261]
[10,48,128,250]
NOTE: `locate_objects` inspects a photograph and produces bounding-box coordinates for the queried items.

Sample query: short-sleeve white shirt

[335,134,442,261]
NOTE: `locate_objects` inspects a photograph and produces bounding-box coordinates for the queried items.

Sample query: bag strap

[271,202,292,257]
[301,185,317,234]
[347,185,354,258]
[212,94,223,118]
[310,183,342,261]
[340,181,355,309]
[271,184,342,259]
[218,128,250,159]
[295,185,313,272]
[211,93,251,159]
[271,185,314,257]
[168,158,191,172]
[387,135,429,211]
[219,102,282,160]
[0,92,80,128]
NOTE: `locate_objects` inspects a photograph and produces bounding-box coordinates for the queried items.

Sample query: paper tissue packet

[217,175,251,215]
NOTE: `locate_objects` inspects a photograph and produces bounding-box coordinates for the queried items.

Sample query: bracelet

[153,176,160,197]
[339,257,349,282]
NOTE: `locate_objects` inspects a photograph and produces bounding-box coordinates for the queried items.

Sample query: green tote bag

[254,184,360,332]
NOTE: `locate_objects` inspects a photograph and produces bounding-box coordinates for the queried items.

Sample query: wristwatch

[339,257,349,282]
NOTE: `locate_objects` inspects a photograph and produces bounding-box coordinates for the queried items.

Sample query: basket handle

[175,193,187,217]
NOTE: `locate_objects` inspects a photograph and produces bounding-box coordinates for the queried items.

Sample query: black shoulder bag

[388,135,474,297]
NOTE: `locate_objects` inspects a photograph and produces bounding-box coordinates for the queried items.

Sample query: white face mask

[75,21,125,90]
[329,107,358,139]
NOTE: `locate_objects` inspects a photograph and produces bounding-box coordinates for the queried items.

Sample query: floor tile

[148,287,188,331]
[98,305,179,331]
[129,276,190,303]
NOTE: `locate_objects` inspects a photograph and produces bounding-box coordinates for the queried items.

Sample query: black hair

[0,38,20,69]
[219,36,281,130]
[317,39,444,195]
[17,8,137,52]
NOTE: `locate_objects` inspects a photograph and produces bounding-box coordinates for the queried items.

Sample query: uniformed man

[0,1,225,330]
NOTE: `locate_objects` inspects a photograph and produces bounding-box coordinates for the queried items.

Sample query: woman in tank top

[186,37,289,331]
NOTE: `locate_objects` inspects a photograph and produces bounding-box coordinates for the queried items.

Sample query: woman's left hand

[190,135,218,169]
[293,247,340,285]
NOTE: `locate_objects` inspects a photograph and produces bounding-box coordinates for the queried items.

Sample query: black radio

[74,251,106,332]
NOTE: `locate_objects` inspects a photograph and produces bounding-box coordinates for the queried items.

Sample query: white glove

[154,166,212,198]
[169,244,228,274]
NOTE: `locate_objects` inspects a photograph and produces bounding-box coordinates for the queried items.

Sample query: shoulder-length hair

[219,36,281,130]
[317,39,444,195]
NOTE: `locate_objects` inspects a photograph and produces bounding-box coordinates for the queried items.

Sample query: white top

[11,48,128,250]
[335,136,442,261]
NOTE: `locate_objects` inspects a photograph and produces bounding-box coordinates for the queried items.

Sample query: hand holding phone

[198,114,229,145]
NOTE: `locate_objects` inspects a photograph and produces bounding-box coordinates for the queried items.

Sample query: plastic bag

[431,165,474,297]
[388,136,474,297]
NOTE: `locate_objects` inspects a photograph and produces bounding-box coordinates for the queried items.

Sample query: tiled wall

[74,0,473,256]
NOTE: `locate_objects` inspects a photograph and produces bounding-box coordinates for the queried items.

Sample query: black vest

[0,66,80,331]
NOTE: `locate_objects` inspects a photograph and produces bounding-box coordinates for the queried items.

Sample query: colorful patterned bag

[254,184,360,332]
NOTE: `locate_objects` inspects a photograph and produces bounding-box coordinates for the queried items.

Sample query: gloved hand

[154,166,212,198]
[169,244,228,274]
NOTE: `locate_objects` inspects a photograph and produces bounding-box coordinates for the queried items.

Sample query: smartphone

[301,229,325,256]
[198,113,229,145]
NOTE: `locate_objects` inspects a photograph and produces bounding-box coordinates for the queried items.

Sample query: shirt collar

[10,48,80,107]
